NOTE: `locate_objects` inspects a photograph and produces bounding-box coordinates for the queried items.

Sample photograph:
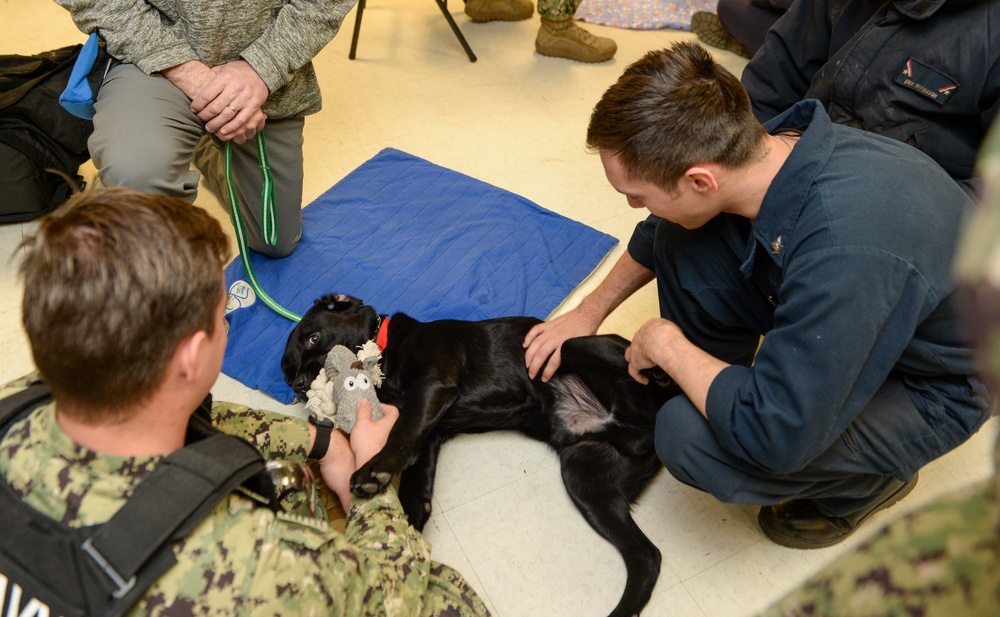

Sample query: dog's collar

[375,315,390,352]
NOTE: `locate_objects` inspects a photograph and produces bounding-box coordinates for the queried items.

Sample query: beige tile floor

[2,1,997,615]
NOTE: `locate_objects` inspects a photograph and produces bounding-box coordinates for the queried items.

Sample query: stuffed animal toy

[305,342,384,433]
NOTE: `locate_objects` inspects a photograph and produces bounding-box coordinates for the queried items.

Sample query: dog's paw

[399,493,433,530]
[641,366,675,389]
[350,468,394,497]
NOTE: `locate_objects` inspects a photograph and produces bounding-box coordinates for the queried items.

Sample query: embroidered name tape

[895,58,959,106]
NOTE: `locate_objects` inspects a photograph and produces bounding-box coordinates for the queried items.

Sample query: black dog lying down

[282,293,675,617]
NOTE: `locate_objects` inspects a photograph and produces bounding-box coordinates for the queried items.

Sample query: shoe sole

[534,49,615,63]
[534,40,616,63]
[758,475,919,549]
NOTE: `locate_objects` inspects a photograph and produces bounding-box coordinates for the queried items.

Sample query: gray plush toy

[305,342,384,433]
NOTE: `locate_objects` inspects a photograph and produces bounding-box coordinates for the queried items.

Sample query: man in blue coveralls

[524,42,994,548]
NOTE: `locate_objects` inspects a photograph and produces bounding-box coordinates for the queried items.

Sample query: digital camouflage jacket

[0,373,490,616]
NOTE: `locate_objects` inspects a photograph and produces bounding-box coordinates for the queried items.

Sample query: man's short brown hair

[19,187,231,420]
[587,42,767,191]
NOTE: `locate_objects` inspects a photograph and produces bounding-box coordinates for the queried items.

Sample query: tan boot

[535,18,616,63]
[465,0,533,22]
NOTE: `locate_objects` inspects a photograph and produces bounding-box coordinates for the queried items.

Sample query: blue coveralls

[631,101,992,517]
[742,0,1000,193]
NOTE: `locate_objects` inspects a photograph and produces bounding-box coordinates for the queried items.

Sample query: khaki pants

[90,62,305,258]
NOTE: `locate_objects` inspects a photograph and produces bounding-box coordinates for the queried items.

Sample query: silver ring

[227,103,238,114]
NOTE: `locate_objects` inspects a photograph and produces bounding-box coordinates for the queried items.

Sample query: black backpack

[0,43,107,223]
[0,383,273,617]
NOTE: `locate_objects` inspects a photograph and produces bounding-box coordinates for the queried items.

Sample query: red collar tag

[375,317,390,352]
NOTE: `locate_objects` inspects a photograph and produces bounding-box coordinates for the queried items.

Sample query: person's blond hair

[19,187,231,421]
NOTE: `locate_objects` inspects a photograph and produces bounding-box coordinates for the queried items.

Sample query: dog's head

[281,293,380,398]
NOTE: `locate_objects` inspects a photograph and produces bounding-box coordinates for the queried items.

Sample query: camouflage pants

[537,0,581,21]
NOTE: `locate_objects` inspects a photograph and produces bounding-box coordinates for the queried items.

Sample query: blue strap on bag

[59,32,103,120]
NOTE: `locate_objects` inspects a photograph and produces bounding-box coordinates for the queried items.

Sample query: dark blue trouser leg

[654,380,926,517]
[646,215,971,517]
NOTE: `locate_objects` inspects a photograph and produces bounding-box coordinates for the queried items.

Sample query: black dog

[282,293,675,617]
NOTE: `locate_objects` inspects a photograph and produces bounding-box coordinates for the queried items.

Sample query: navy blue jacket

[742,0,1000,192]
[630,101,989,475]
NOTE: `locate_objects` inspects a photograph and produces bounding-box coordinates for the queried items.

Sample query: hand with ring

[191,60,269,144]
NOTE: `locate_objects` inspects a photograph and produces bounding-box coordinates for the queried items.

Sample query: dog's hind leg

[398,431,447,530]
[559,442,661,617]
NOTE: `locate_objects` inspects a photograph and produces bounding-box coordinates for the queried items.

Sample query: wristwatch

[307,413,335,459]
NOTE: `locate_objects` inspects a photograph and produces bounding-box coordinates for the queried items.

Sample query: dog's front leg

[398,432,447,530]
[351,378,459,497]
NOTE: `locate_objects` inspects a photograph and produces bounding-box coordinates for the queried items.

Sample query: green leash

[224,133,302,322]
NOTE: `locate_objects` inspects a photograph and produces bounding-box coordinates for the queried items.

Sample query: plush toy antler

[305,342,384,433]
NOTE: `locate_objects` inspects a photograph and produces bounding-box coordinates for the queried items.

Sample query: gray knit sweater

[55,0,356,118]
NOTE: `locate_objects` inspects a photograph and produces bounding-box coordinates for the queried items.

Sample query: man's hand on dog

[319,400,398,509]
[626,318,728,418]
[524,304,604,382]
[351,400,398,469]
[349,400,400,497]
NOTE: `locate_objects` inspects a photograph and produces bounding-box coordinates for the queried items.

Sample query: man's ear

[685,166,719,194]
[173,330,209,383]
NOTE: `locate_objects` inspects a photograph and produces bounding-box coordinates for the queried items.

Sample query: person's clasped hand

[190,60,269,144]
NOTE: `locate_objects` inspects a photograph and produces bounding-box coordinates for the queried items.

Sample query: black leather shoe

[757,474,919,549]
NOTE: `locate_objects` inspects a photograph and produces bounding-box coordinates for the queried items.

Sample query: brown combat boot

[464,0,533,22]
[690,12,751,59]
[535,18,616,63]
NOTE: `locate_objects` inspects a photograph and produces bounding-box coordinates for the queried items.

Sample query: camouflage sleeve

[0,372,42,399]
[210,402,310,461]
[757,478,1000,617]
[329,486,493,616]
[247,487,489,617]
[132,491,436,617]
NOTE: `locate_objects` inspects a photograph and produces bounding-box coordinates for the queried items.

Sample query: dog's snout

[292,374,309,395]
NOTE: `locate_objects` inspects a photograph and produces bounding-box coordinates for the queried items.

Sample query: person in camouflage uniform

[755,120,1000,617]
[462,0,617,63]
[0,187,491,617]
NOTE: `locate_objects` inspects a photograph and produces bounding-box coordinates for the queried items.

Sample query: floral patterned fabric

[575,0,719,30]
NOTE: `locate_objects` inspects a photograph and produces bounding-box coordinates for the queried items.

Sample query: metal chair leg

[347,0,477,62]
[349,0,365,60]
[434,0,477,62]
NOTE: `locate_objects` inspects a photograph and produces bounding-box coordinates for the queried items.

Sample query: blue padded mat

[223,148,618,403]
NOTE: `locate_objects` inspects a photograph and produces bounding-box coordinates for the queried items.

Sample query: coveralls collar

[740,100,835,277]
